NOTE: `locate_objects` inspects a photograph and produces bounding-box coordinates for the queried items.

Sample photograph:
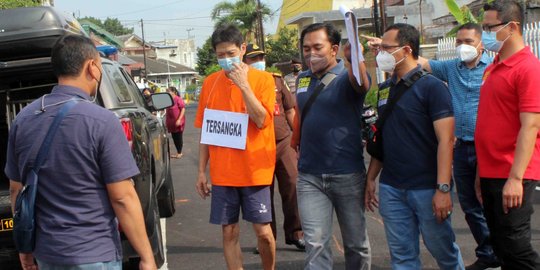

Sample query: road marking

[176,199,189,203]
[367,213,384,225]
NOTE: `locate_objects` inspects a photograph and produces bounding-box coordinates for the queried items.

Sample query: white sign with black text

[200,108,249,150]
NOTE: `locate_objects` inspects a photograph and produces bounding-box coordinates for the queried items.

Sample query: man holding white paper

[194,24,277,270]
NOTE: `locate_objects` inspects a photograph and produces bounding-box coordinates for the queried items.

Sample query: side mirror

[150,92,174,111]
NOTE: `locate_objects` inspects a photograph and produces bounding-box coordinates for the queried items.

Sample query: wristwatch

[436,183,451,193]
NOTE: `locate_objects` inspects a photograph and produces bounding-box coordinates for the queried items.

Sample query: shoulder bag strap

[376,69,428,129]
[31,99,79,178]
[299,73,338,132]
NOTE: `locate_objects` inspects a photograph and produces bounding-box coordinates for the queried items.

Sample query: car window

[119,67,146,106]
[102,63,133,103]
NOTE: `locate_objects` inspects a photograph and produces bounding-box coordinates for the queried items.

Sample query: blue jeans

[297,171,371,270]
[453,141,497,263]
[36,259,121,270]
[379,183,464,270]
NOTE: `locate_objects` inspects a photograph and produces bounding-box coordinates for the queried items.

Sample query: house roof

[79,19,124,49]
[127,55,197,75]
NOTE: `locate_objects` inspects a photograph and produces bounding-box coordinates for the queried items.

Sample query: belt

[456,139,475,145]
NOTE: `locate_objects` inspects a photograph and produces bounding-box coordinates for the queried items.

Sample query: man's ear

[87,59,100,81]
[331,44,340,56]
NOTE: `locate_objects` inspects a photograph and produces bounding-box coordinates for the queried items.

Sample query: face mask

[91,63,102,102]
[250,61,266,71]
[376,47,406,73]
[293,65,301,73]
[482,23,511,53]
[218,56,241,71]
[308,55,329,73]
[456,43,480,63]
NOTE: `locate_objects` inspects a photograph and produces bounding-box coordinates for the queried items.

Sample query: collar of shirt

[389,64,423,86]
[492,46,532,67]
[305,59,345,79]
[458,51,491,68]
[51,85,92,101]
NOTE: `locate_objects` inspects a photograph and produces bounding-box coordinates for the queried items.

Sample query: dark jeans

[481,178,540,270]
[453,141,497,263]
[270,136,302,242]
[171,131,183,154]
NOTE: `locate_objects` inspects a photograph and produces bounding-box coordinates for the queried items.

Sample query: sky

[54,0,283,49]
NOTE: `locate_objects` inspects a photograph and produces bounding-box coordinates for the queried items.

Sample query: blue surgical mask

[218,56,241,71]
[482,31,502,52]
[250,61,266,71]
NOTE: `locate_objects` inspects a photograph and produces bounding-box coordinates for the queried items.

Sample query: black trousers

[170,131,183,154]
[481,178,540,270]
[270,135,302,242]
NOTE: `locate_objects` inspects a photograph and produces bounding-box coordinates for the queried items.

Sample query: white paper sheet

[339,5,364,86]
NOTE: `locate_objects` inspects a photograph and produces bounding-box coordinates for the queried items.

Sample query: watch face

[439,184,450,192]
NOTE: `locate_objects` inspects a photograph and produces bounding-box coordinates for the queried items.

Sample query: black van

[0,6,175,268]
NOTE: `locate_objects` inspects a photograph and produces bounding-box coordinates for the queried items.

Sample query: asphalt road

[163,103,540,270]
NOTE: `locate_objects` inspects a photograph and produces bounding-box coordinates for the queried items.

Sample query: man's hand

[502,177,523,214]
[227,62,250,90]
[360,34,382,53]
[19,253,37,270]
[196,172,211,199]
[432,191,453,223]
[140,258,158,270]
[364,179,379,212]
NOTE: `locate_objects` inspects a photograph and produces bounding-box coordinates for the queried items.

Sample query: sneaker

[466,259,501,270]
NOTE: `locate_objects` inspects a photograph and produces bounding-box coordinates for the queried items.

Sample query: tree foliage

[444,0,495,37]
[0,0,40,9]
[265,27,300,67]
[80,16,134,36]
[211,0,272,43]
[196,37,218,76]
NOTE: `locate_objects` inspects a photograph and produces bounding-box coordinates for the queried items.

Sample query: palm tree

[211,0,272,44]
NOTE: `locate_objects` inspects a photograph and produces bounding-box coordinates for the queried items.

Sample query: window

[102,64,133,103]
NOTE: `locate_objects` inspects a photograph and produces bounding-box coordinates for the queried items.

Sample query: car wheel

[157,168,175,218]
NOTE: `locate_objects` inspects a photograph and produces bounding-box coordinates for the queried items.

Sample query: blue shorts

[210,185,272,225]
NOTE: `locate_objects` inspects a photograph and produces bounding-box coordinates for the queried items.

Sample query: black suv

[0,6,175,268]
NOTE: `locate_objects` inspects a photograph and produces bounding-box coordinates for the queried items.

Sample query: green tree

[0,0,40,9]
[445,0,495,37]
[196,37,218,76]
[80,16,133,36]
[265,27,300,67]
[211,0,272,43]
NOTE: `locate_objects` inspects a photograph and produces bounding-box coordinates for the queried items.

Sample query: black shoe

[466,259,501,270]
[286,238,306,250]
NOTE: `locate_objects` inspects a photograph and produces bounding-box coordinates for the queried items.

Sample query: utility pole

[186,28,194,39]
[373,0,380,37]
[379,0,386,34]
[140,19,147,79]
[419,0,424,41]
[256,0,265,50]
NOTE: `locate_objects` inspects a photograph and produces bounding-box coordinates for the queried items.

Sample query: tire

[151,187,165,268]
[157,168,176,218]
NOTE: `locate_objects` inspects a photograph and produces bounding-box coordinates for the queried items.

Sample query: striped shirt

[429,53,492,141]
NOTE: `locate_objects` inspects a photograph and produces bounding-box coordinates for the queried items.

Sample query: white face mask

[376,47,406,73]
[456,43,480,63]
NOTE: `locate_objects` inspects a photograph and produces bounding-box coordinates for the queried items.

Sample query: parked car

[0,6,175,268]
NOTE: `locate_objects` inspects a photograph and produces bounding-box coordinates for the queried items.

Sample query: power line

[102,0,187,18]
[118,16,212,22]
[279,1,310,17]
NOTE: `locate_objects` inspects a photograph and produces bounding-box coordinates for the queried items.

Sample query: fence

[435,21,540,60]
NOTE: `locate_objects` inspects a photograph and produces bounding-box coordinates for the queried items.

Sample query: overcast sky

[54,0,282,48]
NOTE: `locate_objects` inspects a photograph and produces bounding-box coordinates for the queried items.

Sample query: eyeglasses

[482,22,509,33]
[377,44,402,52]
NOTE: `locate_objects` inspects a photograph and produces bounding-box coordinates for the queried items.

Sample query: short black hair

[51,35,99,78]
[300,23,341,48]
[484,0,524,32]
[211,24,244,50]
[384,23,420,59]
[457,22,482,36]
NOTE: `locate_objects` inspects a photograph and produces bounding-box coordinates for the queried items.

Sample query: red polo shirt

[475,47,540,180]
